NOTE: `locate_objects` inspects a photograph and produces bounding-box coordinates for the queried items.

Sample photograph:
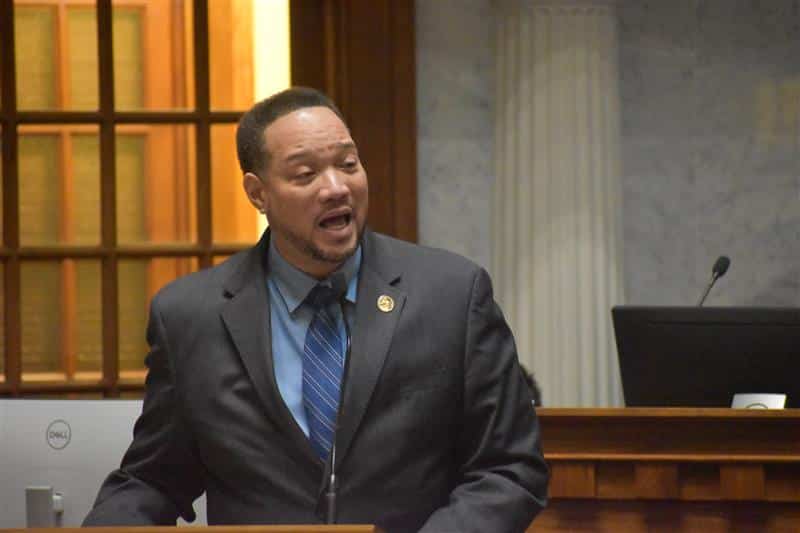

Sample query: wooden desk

[4,527,380,533]
[530,408,800,532]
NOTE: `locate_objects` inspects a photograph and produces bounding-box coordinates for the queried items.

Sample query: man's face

[246,106,368,278]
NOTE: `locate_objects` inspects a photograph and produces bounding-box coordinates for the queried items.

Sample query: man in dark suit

[84,88,548,532]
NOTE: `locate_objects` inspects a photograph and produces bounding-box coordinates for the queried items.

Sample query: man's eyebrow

[284,141,357,163]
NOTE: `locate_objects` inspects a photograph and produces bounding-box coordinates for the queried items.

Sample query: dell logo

[46,420,71,450]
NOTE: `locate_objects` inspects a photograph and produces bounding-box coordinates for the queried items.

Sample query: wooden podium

[12,409,800,532]
[530,408,800,532]
[5,526,381,533]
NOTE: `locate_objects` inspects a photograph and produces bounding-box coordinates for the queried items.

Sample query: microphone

[324,273,351,524]
[325,446,339,524]
[697,255,730,306]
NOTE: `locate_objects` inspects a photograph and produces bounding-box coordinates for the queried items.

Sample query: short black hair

[236,87,345,176]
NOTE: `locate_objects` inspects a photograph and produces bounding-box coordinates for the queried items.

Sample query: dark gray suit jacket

[84,229,548,532]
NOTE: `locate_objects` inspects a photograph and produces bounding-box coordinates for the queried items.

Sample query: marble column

[493,0,624,406]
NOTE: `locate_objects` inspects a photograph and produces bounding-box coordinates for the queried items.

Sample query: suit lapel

[220,232,320,466]
[334,232,406,470]
[219,230,406,474]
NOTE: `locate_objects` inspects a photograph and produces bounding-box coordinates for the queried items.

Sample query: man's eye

[296,171,315,180]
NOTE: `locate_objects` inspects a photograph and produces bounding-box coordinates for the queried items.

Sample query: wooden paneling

[719,464,765,501]
[288,1,325,92]
[531,500,800,533]
[21,527,382,533]
[2,0,24,395]
[290,0,417,243]
[765,464,800,502]
[634,463,679,499]
[596,462,636,499]
[540,408,800,461]
[532,408,800,531]
[679,463,720,501]
[549,462,595,498]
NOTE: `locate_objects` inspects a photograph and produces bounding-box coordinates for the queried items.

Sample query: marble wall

[416,0,495,271]
[619,0,800,306]
[417,0,800,306]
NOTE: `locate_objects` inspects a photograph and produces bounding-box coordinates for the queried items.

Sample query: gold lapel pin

[377,295,395,313]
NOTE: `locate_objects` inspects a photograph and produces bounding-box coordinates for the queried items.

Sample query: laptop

[0,399,207,526]
[612,306,800,408]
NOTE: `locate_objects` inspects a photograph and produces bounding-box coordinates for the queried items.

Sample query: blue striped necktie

[302,285,345,461]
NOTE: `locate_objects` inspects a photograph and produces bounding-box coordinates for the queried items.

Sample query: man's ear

[243,172,267,213]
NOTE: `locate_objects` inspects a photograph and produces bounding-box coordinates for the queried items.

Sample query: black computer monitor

[612,306,800,408]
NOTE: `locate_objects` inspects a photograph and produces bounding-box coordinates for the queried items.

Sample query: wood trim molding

[539,408,800,502]
[531,408,800,531]
[290,0,417,243]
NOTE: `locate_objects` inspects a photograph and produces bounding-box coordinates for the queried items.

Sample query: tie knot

[307,284,340,310]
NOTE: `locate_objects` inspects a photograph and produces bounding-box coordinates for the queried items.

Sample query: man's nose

[319,168,349,199]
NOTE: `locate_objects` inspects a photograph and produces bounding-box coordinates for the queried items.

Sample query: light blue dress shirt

[266,240,361,437]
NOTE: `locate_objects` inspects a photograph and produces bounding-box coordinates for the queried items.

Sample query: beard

[269,216,364,267]
[305,233,358,264]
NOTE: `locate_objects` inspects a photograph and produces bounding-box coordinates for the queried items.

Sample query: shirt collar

[267,238,361,314]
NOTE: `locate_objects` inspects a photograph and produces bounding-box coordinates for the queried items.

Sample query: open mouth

[319,212,352,230]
